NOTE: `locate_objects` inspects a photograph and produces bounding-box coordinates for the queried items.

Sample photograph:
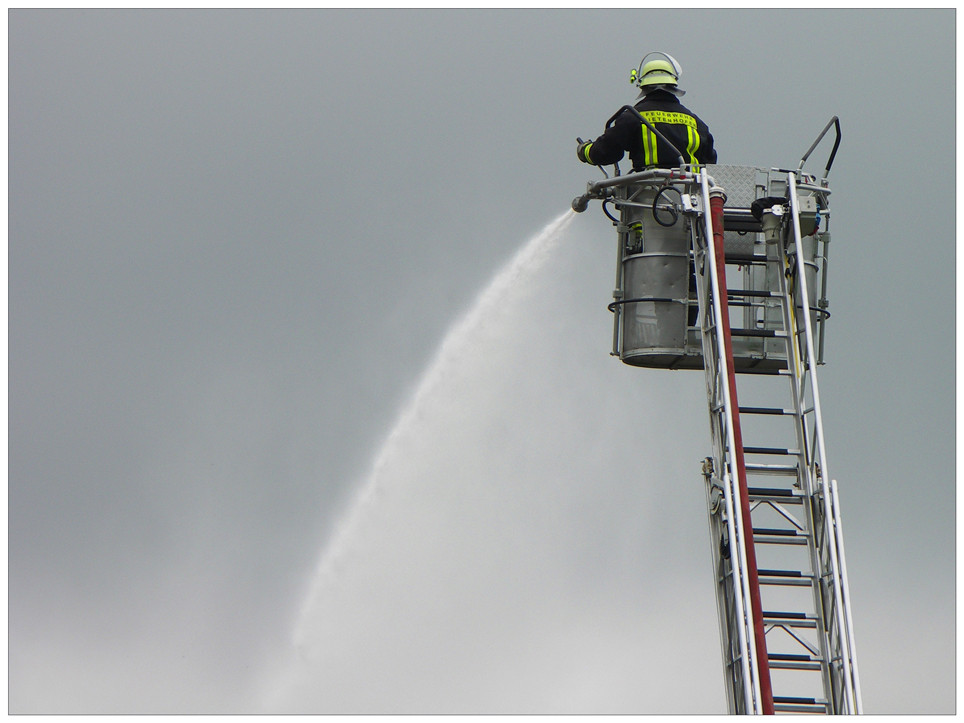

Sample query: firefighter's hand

[576,139,593,164]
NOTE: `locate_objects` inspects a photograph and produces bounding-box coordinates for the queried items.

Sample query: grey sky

[9,8,956,713]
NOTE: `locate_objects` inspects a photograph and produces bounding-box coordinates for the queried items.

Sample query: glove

[576,139,593,164]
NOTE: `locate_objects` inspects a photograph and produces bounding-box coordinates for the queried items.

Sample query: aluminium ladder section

[693,174,770,714]
[693,170,862,714]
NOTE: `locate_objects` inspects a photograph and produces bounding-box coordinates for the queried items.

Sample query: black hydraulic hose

[653,185,681,227]
[608,297,685,312]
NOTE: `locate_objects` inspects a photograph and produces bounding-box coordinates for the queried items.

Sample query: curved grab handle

[797,116,841,178]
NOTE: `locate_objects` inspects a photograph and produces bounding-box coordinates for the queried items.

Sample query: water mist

[260,209,721,714]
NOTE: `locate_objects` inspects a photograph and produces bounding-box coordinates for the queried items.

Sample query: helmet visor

[633,51,682,87]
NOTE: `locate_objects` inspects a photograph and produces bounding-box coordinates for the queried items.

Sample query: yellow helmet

[630,52,684,96]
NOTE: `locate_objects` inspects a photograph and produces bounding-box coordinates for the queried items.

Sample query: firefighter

[577,52,717,171]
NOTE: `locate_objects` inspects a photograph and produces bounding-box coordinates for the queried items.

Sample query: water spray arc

[290,210,576,649]
[573,117,862,714]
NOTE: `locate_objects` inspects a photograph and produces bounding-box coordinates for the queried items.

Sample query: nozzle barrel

[572,195,590,213]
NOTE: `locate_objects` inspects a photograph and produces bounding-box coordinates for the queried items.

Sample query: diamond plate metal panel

[705,164,764,208]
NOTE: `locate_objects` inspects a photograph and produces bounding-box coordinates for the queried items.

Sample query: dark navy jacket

[585,90,717,170]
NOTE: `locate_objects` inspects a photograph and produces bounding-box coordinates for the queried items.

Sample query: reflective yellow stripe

[639,109,702,168]
[583,142,594,163]
[646,128,657,165]
[687,124,701,169]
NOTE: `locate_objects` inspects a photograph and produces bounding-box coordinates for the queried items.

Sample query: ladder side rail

[610,197,627,357]
[774,244,810,447]
[809,476,840,706]
[694,227,734,694]
[831,478,864,712]
[788,172,832,496]
[781,182,845,712]
[769,200,838,712]
[742,263,754,337]
[787,172,855,710]
[787,172,859,713]
[702,469,741,714]
[816,229,832,364]
[694,192,756,714]
[720,467,753,711]
[702,192,760,717]
[698,173,767,714]
[695,209,756,714]
[778,183,826,503]
[708,429,753,712]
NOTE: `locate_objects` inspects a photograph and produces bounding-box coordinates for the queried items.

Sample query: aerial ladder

[572,114,862,714]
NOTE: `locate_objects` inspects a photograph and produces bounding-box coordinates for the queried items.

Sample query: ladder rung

[727,288,778,299]
[764,610,806,618]
[753,527,801,537]
[736,367,793,376]
[759,568,803,577]
[745,462,799,475]
[723,253,767,266]
[749,493,804,507]
[770,662,823,672]
[773,696,828,713]
[748,486,797,498]
[774,702,829,714]
[744,446,797,456]
[763,610,817,626]
[758,569,813,586]
[753,534,809,546]
[730,328,786,338]
[769,657,823,671]
[770,653,816,662]
[739,406,794,416]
